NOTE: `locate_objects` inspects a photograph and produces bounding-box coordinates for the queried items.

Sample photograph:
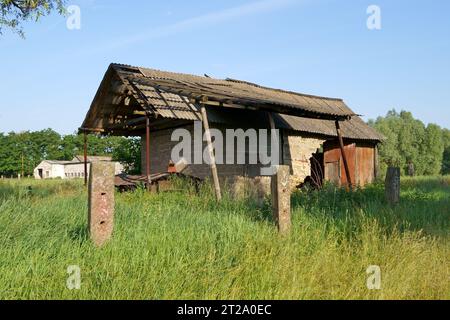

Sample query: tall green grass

[0,177,448,300]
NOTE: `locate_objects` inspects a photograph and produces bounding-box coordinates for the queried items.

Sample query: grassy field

[0,176,448,300]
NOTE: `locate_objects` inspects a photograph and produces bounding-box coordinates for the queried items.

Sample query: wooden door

[325,161,340,185]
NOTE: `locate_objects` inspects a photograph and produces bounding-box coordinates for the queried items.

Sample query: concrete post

[385,167,400,205]
[88,162,115,247]
[271,165,291,234]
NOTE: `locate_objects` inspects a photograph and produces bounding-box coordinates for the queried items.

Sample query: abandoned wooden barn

[80,63,383,190]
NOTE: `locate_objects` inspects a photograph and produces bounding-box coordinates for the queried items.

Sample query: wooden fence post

[335,120,353,190]
[271,165,291,234]
[374,144,380,180]
[88,162,115,247]
[385,167,400,205]
[200,105,222,202]
[145,116,152,191]
[83,131,88,187]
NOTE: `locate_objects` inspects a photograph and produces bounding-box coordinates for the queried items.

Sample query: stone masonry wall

[141,125,324,192]
[282,132,325,189]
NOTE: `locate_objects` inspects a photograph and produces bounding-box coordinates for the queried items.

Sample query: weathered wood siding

[324,140,376,187]
[356,145,375,186]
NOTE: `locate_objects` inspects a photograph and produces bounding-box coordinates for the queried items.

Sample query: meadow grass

[0,176,448,300]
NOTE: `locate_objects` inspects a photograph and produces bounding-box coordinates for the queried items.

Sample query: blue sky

[0,0,449,134]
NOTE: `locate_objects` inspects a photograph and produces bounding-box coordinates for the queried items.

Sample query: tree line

[369,110,450,177]
[0,129,141,177]
[1,110,449,178]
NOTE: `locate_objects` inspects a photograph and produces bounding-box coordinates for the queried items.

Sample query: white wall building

[34,156,124,180]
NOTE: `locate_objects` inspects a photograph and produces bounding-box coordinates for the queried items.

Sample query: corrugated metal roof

[276,113,384,141]
[205,108,384,141]
[112,64,382,141]
[115,64,356,120]
[81,63,383,141]
[133,82,201,121]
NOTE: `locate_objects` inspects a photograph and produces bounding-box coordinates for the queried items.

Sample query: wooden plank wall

[324,140,376,187]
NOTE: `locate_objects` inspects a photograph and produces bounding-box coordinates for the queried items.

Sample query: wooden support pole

[84,131,88,187]
[268,112,276,130]
[200,105,222,201]
[335,120,353,190]
[146,116,151,191]
[88,162,115,247]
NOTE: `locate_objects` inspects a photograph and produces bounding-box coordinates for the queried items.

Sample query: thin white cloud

[77,0,301,56]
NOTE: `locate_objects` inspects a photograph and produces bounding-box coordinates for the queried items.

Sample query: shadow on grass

[68,225,89,243]
[239,200,274,225]
[0,179,83,202]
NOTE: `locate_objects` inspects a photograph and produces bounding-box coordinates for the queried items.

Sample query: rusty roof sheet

[81,63,383,141]
[110,64,382,141]
[132,82,201,121]
[113,63,355,120]
[204,108,384,141]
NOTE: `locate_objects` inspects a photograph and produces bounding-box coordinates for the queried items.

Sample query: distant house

[33,156,124,180]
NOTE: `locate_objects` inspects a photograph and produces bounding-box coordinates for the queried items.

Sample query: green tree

[0,130,143,176]
[4,129,62,175]
[31,129,63,160]
[0,0,66,37]
[60,133,82,160]
[113,137,141,174]
[370,109,447,177]
[421,124,444,175]
[371,110,403,175]
[398,111,426,175]
[442,129,450,175]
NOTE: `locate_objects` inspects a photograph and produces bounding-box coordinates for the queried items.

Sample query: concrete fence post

[88,162,115,247]
[271,165,291,234]
[385,167,400,205]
